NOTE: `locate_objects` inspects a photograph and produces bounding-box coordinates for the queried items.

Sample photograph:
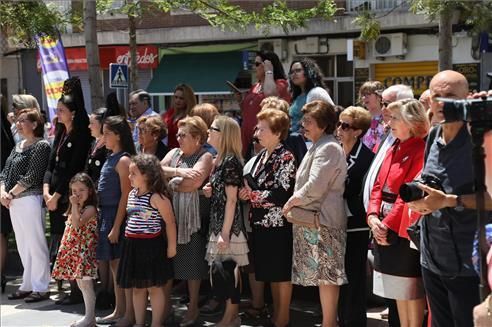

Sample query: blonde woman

[367,99,430,327]
[203,116,248,327]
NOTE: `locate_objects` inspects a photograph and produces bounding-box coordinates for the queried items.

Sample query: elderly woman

[190,103,220,155]
[288,58,334,134]
[358,81,385,151]
[367,99,430,327]
[137,115,168,160]
[283,100,347,327]
[239,108,296,327]
[335,106,375,327]
[0,108,51,302]
[160,116,213,326]
[162,84,197,149]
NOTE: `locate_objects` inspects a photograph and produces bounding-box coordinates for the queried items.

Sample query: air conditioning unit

[258,39,288,61]
[372,33,408,57]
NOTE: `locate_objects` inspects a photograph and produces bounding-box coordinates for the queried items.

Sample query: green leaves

[353,11,380,41]
[0,1,67,47]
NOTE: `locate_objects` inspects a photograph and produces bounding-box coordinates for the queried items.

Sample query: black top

[0,139,51,198]
[43,128,92,202]
[344,140,374,230]
[1,110,14,169]
[85,139,108,188]
[421,124,482,277]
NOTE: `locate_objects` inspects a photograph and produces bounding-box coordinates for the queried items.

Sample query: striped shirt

[125,188,162,238]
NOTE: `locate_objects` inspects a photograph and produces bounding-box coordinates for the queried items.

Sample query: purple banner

[35,33,70,120]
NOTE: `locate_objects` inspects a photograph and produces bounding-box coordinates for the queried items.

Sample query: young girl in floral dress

[52,173,98,327]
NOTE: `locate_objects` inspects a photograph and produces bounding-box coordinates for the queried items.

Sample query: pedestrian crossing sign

[109,63,128,88]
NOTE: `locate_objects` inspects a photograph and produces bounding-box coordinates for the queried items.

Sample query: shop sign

[375,61,438,96]
[453,63,480,91]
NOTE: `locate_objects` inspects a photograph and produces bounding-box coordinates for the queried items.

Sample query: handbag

[285,207,320,228]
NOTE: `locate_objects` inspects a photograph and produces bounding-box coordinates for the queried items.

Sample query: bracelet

[265,71,273,75]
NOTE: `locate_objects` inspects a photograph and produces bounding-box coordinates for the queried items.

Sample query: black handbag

[406,219,421,250]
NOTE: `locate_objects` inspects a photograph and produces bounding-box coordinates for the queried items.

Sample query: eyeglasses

[16,118,29,124]
[138,127,148,134]
[176,133,187,138]
[382,101,391,107]
[254,62,263,67]
[336,121,354,131]
[209,126,221,132]
[289,68,304,75]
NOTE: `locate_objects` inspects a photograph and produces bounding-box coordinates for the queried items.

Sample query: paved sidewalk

[1,276,389,327]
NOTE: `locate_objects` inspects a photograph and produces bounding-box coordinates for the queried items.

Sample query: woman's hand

[69,195,79,206]
[238,187,251,201]
[108,228,120,244]
[369,215,390,246]
[283,196,302,216]
[217,231,230,251]
[0,191,11,209]
[202,182,212,198]
[167,245,177,258]
[46,195,58,211]
[263,60,273,75]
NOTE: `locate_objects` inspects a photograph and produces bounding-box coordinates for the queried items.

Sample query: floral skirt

[205,231,249,267]
[292,224,347,286]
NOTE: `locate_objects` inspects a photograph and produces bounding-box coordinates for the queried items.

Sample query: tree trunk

[83,0,104,110]
[129,5,138,91]
[438,9,453,71]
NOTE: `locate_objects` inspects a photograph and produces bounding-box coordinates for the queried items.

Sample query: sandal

[7,290,32,300]
[241,305,269,319]
[24,291,50,303]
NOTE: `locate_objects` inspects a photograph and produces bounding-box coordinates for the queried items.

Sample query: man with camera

[407,70,489,327]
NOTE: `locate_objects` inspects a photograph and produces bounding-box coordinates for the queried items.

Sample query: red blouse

[367,137,425,236]
[241,79,291,155]
[162,108,179,149]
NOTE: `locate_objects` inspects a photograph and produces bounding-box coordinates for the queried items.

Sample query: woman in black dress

[335,106,374,327]
[43,77,92,304]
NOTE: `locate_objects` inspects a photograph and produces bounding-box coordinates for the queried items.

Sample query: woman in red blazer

[367,99,430,327]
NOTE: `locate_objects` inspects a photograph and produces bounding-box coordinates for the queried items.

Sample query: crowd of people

[1,50,492,327]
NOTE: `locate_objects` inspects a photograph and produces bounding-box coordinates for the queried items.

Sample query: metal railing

[346,0,410,12]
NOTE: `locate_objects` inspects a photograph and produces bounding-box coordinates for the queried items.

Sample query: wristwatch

[265,71,273,75]
[8,190,16,199]
[455,195,465,212]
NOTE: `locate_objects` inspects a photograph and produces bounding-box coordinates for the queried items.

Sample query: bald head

[429,70,469,123]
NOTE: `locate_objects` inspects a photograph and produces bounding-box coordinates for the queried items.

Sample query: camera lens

[399,182,425,203]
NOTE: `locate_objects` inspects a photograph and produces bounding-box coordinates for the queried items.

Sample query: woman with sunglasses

[160,116,213,326]
[136,115,169,160]
[238,51,291,158]
[288,58,334,134]
[335,106,375,327]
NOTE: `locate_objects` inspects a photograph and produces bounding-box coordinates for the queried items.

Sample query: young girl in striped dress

[117,153,177,327]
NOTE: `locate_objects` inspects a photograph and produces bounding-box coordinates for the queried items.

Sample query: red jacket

[367,137,425,236]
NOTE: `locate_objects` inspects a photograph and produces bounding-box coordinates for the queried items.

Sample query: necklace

[55,131,70,162]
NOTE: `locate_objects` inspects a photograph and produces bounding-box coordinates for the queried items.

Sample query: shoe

[200,301,224,317]
[95,316,117,325]
[56,292,83,305]
[180,318,197,327]
[24,291,50,303]
[8,290,32,300]
[241,305,269,320]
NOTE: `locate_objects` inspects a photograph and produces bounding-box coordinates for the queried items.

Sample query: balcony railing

[346,0,410,12]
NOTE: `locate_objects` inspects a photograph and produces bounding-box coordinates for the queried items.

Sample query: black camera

[399,174,442,203]
[439,96,492,123]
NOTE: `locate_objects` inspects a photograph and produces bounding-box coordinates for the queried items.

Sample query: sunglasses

[254,62,263,67]
[382,101,391,107]
[176,133,187,138]
[289,68,304,75]
[209,126,221,132]
[336,121,354,131]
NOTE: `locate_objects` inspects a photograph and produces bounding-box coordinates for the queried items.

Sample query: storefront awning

[147,51,245,95]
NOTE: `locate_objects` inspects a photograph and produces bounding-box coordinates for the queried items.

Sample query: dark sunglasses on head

[336,121,354,131]
[209,126,221,132]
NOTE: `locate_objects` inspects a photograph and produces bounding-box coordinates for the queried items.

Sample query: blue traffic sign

[109,63,128,88]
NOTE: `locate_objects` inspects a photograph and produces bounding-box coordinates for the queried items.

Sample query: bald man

[408,70,480,327]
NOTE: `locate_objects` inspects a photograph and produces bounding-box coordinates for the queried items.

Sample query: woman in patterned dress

[239,108,296,327]
[283,101,348,327]
[358,81,385,151]
[160,116,213,326]
[203,115,248,327]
